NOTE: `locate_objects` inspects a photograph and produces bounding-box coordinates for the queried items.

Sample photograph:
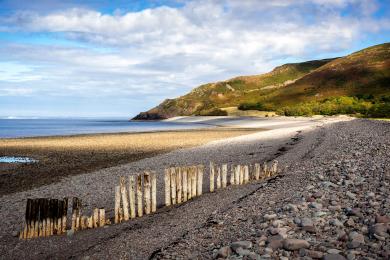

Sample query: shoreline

[0,128,261,196]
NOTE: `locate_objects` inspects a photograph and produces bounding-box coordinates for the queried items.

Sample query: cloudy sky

[0,0,389,117]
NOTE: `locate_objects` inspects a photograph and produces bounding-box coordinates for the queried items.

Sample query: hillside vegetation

[133,43,390,119]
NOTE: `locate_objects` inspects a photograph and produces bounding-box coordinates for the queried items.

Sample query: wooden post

[38,198,44,237]
[87,216,93,228]
[137,174,143,217]
[164,169,171,206]
[80,216,87,230]
[62,198,68,233]
[244,165,249,184]
[93,208,99,228]
[263,162,268,177]
[128,175,136,219]
[182,167,188,202]
[239,165,244,184]
[49,199,55,236]
[254,163,260,180]
[271,160,278,175]
[99,208,105,227]
[197,165,203,196]
[57,200,63,234]
[221,164,227,188]
[170,168,176,205]
[44,199,50,237]
[32,199,39,238]
[114,186,121,224]
[216,167,221,189]
[144,172,151,215]
[191,166,197,198]
[151,173,157,213]
[71,198,81,232]
[24,199,32,239]
[230,165,235,185]
[176,167,182,204]
[234,165,240,185]
[187,167,192,200]
[120,176,130,221]
[210,162,215,192]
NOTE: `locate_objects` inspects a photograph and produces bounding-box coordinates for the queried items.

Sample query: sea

[0,118,212,138]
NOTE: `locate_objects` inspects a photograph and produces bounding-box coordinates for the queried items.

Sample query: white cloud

[0,0,388,114]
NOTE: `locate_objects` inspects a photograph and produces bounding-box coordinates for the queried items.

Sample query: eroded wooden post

[87,216,93,228]
[164,169,171,206]
[216,166,221,189]
[93,208,99,228]
[62,198,68,233]
[271,160,278,175]
[128,175,136,219]
[254,163,260,180]
[234,165,240,185]
[182,167,188,202]
[263,162,268,178]
[99,208,105,227]
[170,168,176,205]
[221,164,227,188]
[137,174,143,217]
[120,176,130,221]
[187,167,192,200]
[176,167,182,204]
[210,162,215,192]
[244,165,249,184]
[144,172,151,215]
[151,172,157,213]
[114,186,121,224]
[230,165,235,185]
[197,165,203,196]
[191,166,197,198]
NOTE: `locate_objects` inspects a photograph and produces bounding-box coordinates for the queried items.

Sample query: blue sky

[0,0,389,118]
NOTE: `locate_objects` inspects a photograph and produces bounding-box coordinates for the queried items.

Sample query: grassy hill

[133,43,390,119]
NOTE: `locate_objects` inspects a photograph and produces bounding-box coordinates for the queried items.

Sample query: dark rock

[132,112,167,120]
[216,246,231,258]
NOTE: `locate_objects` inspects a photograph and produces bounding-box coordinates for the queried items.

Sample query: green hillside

[133,43,390,119]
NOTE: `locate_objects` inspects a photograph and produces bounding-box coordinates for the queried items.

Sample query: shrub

[199,108,228,116]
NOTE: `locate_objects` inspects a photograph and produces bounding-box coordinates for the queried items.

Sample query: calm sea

[0,118,212,138]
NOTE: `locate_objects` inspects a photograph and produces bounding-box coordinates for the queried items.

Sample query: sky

[0,0,389,118]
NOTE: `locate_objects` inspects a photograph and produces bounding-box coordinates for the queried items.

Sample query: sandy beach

[0,128,259,195]
[1,116,388,259]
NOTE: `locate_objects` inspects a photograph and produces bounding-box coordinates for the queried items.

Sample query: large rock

[131,112,167,120]
[283,239,310,251]
[323,253,347,260]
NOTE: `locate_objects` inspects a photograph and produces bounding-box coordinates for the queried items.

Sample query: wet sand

[0,128,259,196]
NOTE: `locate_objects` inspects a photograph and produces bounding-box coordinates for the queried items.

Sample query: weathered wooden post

[120,176,130,221]
[197,165,203,196]
[92,208,99,228]
[239,165,244,184]
[254,163,260,180]
[24,199,32,239]
[216,166,221,189]
[87,216,93,228]
[164,169,171,206]
[170,168,176,205]
[187,167,192,200]
[151,172,157,213]
[62,198,68,233]
[271,160,278,175]
[137,174,143,217]
[230,165,235,185]
[234,165,240,185]
[44,199,50,237]
[182,167,188,202]
[128,175,136,219]
[244,165,249,184]
[221,164,227,188]
[144,172,151,214]
[191,166,197,198]
[99,208,105,227]
[176,167,182,204]
[114,186,121,223]
[71,197,80,231]
[263,162,268,177]
[210,162,215,192]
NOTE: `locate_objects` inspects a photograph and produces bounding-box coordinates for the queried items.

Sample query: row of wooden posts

[20,197,106,239]
[20,160,278,239]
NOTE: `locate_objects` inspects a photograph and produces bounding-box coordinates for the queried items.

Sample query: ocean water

[0,118,212,138]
